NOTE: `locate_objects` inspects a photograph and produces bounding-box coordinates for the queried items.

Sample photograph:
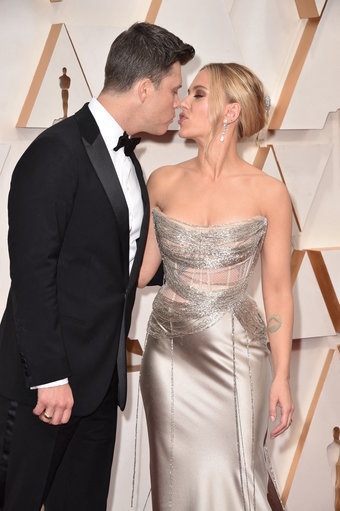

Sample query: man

[0,22,194,511]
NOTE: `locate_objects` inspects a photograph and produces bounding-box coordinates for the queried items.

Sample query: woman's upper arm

[138,170,163,287]
[261,181,293,297]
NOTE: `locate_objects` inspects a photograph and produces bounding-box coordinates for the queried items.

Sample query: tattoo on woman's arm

[267,314,282,333]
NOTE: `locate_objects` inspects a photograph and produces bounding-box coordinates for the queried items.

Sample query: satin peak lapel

[83,133,129,266]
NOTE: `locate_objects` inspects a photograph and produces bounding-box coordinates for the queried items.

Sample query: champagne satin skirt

[140,310,284,511]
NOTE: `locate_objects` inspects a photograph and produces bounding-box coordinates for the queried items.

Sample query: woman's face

[178,68,212,141]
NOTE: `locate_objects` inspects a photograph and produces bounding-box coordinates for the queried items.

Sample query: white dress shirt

[88,97,144,273]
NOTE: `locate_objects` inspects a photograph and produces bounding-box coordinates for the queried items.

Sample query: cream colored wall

[1,1,340,510]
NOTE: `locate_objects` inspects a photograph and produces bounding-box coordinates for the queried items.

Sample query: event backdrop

[0,1,339,509]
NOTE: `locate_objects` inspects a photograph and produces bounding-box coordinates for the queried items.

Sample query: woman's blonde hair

[201,63,266,141]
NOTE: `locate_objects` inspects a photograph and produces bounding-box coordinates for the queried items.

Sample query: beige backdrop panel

[0,0,340,509]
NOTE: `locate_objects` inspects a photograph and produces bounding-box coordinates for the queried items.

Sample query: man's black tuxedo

[0,104,149,415]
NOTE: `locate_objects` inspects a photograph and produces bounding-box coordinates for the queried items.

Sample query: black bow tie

[114,131,141,157]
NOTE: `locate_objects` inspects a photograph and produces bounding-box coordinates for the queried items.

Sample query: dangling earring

[220,119,228,142]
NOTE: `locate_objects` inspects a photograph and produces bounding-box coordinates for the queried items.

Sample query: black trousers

[0,375,118,511]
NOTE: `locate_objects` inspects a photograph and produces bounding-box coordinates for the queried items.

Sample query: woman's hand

[269,377,294,438]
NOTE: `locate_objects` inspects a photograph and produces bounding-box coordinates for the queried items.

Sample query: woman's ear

[225,102,241,124]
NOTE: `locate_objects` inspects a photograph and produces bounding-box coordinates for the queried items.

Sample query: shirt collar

[88,97,123,151]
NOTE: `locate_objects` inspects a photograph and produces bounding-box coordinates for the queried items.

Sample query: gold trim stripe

[16,24,63,127]
[281,348,335,504]
[268,18,319,130]
[145,0,162,23]
[291,250,305,286]
[295,0,321,18]
[308,250,340,332]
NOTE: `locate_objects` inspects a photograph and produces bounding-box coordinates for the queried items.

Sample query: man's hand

[33,384,74,425]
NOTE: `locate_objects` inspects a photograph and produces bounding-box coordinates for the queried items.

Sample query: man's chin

[144,123,174,136]
[154,125,171,136]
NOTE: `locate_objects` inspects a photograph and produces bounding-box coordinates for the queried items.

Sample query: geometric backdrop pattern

[1,0,340,509]
[14,0,340,341]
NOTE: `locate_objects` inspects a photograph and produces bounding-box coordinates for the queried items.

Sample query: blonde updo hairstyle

[201,63,266,142]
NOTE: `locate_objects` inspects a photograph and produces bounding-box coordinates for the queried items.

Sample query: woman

[138,63,294,510]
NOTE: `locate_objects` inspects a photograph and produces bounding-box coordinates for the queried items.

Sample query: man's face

[143,62,183,135]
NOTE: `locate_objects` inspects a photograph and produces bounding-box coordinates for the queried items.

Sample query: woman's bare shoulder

[255,171,292,222]
[261,171,290,198]
[247,166,288,196]
[147,158,196,185]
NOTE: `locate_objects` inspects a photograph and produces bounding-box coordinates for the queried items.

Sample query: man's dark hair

[103,22,195,92]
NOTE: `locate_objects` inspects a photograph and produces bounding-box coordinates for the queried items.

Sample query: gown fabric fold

[140,208,284,511]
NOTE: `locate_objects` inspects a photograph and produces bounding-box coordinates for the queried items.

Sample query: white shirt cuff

[31,378,69,389]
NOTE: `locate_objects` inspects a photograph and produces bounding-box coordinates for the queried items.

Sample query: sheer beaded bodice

[149,208,268,340]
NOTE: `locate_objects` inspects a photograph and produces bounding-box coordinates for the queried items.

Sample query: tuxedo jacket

[0,104,149,415]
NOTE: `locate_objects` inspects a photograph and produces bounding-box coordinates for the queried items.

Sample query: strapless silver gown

[140,208,284,511]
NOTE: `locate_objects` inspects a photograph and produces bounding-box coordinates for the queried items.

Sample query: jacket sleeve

[8,130,77,387]
[147,263,164,287]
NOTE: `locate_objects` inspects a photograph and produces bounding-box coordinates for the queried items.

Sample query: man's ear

[137,78,154,103]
